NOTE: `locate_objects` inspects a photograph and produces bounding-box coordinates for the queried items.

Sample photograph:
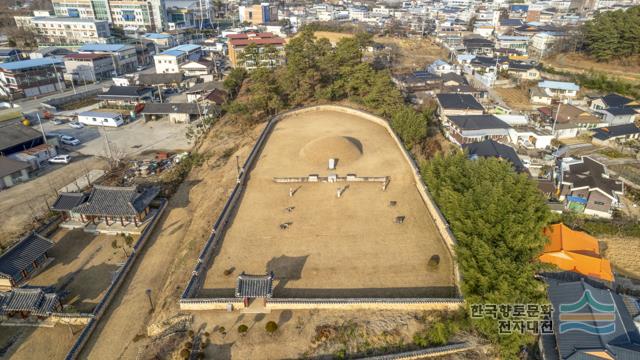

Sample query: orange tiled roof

[540,224,613,282]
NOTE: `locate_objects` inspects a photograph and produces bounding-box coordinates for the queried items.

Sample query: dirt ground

[0,156,108,249]
[492,87,537,111]
[201,110,454,298]
[0,325,82,360]
[376,36,449,71]
[545,53,640,82]
[29,229,131,312]
[312,31,354,45]
[602,236,640,278]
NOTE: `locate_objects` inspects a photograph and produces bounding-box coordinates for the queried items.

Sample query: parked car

[68,122,84,129]
[48,155,71,164]
[52,118,65,125]
[46,132,64,138]
[60,135,81,146]
[136,65,147,71]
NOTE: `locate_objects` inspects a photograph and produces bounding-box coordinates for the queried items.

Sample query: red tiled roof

[64,53,110,60]
[227,34,248,39]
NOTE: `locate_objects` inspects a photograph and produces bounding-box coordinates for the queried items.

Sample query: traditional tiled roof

[137,73,184,85]
[0,233,53,281]
[97,86,153,98]
[51,192,89,211]
[235,272,274,298]
[72,185,160,216]
[0,288,60,316]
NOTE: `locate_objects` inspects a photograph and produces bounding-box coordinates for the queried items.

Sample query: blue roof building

[0,58,66,97]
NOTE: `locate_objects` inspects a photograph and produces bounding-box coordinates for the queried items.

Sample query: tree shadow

[266,255,309,295]
[278,310,293,327]
[49,229,96,266]
[205,341,234,360]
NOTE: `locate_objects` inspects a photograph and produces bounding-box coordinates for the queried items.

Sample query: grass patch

[599,148,629,158]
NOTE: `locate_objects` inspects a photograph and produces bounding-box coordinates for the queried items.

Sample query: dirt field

[545,53,640,82]
[0,325,82,360]
[376,36,449,71]
[201,110,455,298]
[602,236,640,278]
[29,229,130,312]
[492,87,537,111]
[0,156,108,249]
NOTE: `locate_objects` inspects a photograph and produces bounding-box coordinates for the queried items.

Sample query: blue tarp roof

[0,58,63,71]
[538,80,580,91]
[79,44,131,52]
[567,196,588,204]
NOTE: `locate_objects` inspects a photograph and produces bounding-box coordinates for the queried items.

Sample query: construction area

[199,108,456,300]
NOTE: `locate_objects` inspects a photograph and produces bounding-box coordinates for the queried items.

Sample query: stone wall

[50,313,94,326]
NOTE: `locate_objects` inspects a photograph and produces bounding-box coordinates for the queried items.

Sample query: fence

[180,105,463,310]
[361,342,473,360]
[42,89,101,110]
[64,199,168,360]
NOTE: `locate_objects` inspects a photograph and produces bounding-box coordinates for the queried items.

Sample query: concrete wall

[50,313,94,326]
[181,105,463,311]
[180,298,463,311]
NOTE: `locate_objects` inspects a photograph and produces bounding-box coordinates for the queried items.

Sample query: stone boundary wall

[50,313,94,326]
[361,342,473,360]
[181,105,462,310]
[64,199,168,360]
[180,298,464,311]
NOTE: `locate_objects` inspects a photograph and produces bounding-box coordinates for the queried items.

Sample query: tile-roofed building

[542,276,640,360]
[462,140,526,172]
[72,185,160,227]
[0,233,53,290]
[591,93,635,110]
[597,107,638,126]
[0,288,61,318]
[540,224,613,282]
[592,123,640,144]
[235,272,274,299]
[446,115,511,145]
[51,192,89,222]
[560,157,623,218]
[137,73,184,86]
[435,93,485,116]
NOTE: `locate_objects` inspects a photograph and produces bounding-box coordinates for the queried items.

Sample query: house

[227,32,285,69]
[559,157,623,218]
[137,73,184,87]
[540,224,613,281]
[541,275,640,360]
[11,143,58,170]
[0,288,62,319]
[596,107,637,126]
[0,156,30,189]
[97,86,154,106]
[462,37,495,56]
[592,123,640,146]
[506,62,540,80]
[184,81,224,102]
[497,18,524,34]
[509,126,553,149]
[66,185,160,229]
[495,35,529,53]
[201,89,228,106]
[77,111,125,127]
[436,93,484,117]
[238,3,278,25]
[590,93,634,111]
[28,47,73,60]
[141,33,176,51]
[78,44,138,75]
[529,86,553,105]
[0,233,53,291]
[0,48,22,63]
[462,139,526,172]
[179,60,214,77]
[446,115,512,145]
[537,104,605,138]
[0,122,46,156]
[536,80,580,99]
[141,103,212,123]
[0,58,65,98]
[63,53,115,82]
[427,59,456,76]
[153,44,202,74]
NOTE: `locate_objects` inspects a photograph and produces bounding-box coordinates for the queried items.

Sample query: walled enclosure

[181,105,462,311]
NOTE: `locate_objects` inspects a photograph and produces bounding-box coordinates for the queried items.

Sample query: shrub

[184,341,192,349]
[265,321,278,333]
[179,348,190,359]
[238,324,248,334]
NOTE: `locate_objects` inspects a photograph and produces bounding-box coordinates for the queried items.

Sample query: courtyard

[200,109,455,298]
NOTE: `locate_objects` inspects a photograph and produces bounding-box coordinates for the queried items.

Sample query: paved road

[13,80,113,114]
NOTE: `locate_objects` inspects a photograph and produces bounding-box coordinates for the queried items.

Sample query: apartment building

[78,43,138,74]
[227,32,285,69]
[0,58,65,98]
[26,16,111,45]
[51,0,165,31]
[64,53,115,81]
[238,3,278,25]
[51,0,112,21]
[153,44,202,73]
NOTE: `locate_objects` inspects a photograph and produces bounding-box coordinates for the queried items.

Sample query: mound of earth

[299,136,363,168]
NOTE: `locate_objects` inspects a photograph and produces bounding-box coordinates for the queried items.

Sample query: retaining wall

[179,298,463,311]
[50,313,94,326]
[361,342,473,360]
[181,105,462,310]
[65,199,168,360]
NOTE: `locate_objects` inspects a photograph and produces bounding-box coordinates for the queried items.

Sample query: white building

[427,59,456,76]
[78,111,124,127]
[18,16,111,45]
[154,44,202,74]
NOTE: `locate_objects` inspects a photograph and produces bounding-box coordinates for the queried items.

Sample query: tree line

[222,29,430,151]
[583,6,640,61]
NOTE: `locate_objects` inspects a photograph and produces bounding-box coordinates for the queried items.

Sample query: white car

[69,122,84,129]
[52,118,64,125]
[48,155,71,164]
[60,135,81,146]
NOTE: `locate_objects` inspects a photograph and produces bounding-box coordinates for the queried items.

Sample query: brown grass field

[545,53,640,82]
[493,87,538,111]
[602,236,640,278]
[200,109,455,298]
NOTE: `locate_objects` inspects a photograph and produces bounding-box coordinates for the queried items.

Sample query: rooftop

[141,102,210,115]
[73,185,160,216]
[64,53,111,60]
[0,288,60,316]
[593,123,640,141]
[0,123,44,151]
[601,107,638,116]
[599,93,634,108]
[448,114,511,130]
[462,140,525,172]
[436,93,484,111]
[78,111,121,118]
[78,44,133,53]
[97,85,153,98]
[32,16,105,23]
[51,192,89,211]
[0,58,63,71]
[0,233,53,280]
[538,80,580,92]
[0,156,30,178]
[563,157,623,199]
[235,272,274,298]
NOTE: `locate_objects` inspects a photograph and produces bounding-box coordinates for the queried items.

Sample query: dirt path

[0,156,108,249]
[78,119,262,359]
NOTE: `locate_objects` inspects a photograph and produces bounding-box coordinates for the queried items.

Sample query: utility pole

[36,112,47,144]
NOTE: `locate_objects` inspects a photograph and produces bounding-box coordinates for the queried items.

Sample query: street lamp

[145,288,154,311]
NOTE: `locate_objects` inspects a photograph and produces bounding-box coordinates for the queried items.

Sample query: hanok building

[235,272,274,308]
[0,288,62,320]
[559,157,623,219]
[51,192,89,223]
[0,233,54,291]
[58,185,160,229]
